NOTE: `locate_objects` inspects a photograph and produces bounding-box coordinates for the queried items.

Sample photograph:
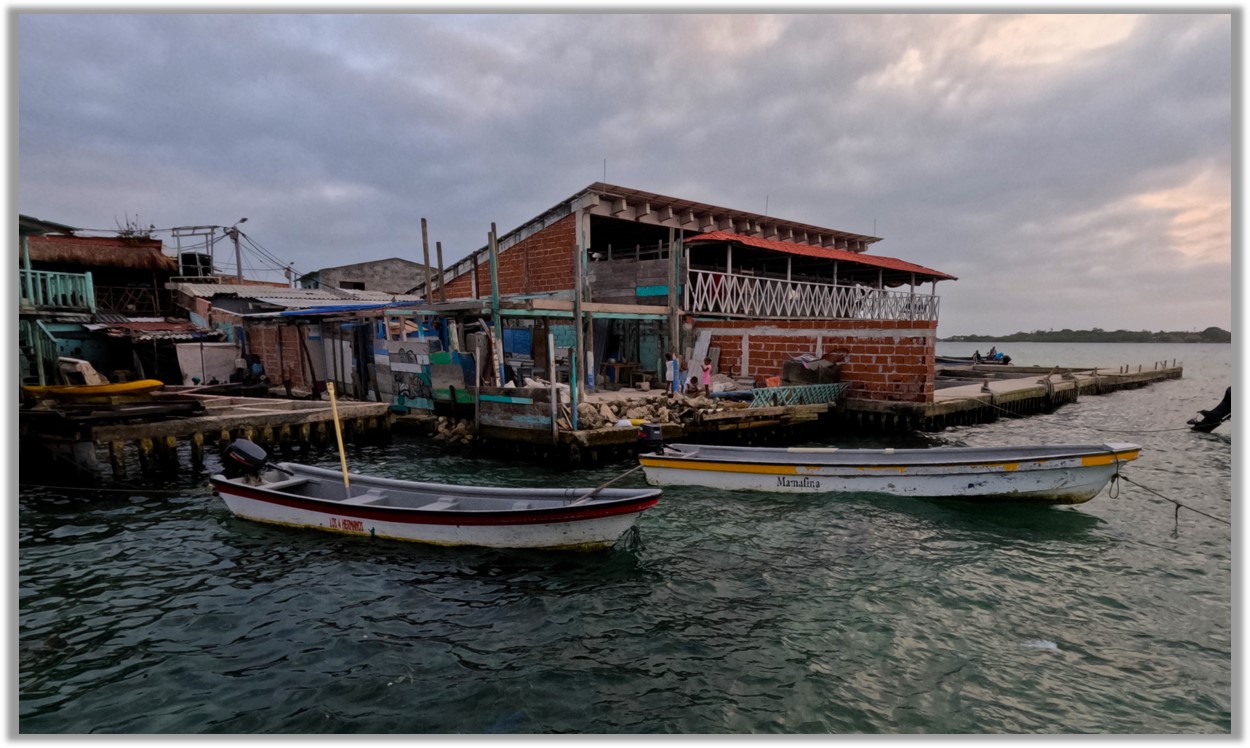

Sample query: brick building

[420,183,956,403]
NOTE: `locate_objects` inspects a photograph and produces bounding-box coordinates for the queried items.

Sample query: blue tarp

[274,301,427,317]
[503,327,532,356]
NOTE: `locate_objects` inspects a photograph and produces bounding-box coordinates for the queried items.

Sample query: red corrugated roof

[685,231,956,281]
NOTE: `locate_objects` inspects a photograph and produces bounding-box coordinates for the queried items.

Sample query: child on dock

[702,357,712,396]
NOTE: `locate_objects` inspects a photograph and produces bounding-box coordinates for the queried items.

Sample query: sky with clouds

[16,12,1233,336]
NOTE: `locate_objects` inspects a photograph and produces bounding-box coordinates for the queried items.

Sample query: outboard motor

[221,438,269,479]
[638,422,665,454]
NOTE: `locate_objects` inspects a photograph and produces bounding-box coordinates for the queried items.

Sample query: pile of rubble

[429,390,755,443]
[432,416,476,445]
[566,392,750,431]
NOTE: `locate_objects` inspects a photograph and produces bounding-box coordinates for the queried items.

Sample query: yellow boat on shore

[22,379,165,399]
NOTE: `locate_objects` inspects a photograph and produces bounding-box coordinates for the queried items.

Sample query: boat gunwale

[209,475,661,526]
[644,443,1141,470]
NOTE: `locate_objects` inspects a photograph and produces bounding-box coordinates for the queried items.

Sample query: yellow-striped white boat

[639,442,1142,504]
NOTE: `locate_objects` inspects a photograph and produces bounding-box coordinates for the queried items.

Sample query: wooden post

[436,241,446,302]
[570,353,579,430]
[585,311,595,392]
[108,441,126,479]
[667,228,679,358]
[488,224,505,386]
[137,437,153,473]
[474,335,482,435]
[548,331,558,446]
[161,435,179,471]
[420,218,435,304]
[190,432,205,469]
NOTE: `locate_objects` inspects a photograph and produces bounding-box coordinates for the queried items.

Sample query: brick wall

[244,322,317,389]
[697,318,937,403]
[441,214,577,299]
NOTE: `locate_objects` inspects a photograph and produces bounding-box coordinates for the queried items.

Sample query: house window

[339,281,365,290]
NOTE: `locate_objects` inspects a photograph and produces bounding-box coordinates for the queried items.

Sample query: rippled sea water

[19,343,1231,733]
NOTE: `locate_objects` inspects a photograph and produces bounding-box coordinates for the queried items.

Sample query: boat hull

[640,443,1140,504]
[22,379,165,399]
[211,478,657,551]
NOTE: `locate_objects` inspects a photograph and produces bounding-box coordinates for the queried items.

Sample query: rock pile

[570,393,750,431]
[429,391,755,442]
[432,416,475,445]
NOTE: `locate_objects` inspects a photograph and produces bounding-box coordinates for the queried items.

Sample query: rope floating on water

[1116,475,1230,527]
[19,482,192,495]
[977,398,1192,433]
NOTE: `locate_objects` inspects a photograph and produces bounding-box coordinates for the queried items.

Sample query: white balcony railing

[684,268,939,322]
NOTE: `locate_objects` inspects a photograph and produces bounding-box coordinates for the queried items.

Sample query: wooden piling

[191,432,205,470]
[137,437,153,472]
[108,441,126,479]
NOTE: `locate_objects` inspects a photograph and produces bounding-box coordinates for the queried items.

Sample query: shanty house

[417,183,955,403]
[167,281,427,398]
[19,216,223,385]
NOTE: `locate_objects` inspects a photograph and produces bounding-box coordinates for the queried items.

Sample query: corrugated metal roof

[96,319,226,342]
[684,231,957,281]
[170,282,422,304]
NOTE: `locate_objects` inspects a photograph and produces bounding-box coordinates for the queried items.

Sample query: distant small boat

[936,354,1012,365]
[22,379,165,399]
[639,442,1141,504]
[211,440,661,551]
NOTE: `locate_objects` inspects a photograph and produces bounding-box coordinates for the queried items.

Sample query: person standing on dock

[665,352,676,393]
[702,357,712,397]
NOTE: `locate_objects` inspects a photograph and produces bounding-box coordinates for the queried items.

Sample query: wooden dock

[20,392,393,479]
[402,362,1186,465]
[834,363,1184,432]
[22,361,1186,478]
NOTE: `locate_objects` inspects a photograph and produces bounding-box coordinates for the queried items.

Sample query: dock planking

[21,392,393,479]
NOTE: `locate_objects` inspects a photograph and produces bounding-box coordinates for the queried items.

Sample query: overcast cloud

[16,12,1232,336]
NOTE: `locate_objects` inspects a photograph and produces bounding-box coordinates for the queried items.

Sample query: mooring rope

[1115,474,1230,527]
[977,398,1193,433]
[19,482,192,495]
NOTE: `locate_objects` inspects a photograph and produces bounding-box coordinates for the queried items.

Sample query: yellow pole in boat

[327,381,351,496]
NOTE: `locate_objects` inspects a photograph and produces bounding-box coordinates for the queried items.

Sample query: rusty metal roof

[685,231,957,282]
[89,319,226,342]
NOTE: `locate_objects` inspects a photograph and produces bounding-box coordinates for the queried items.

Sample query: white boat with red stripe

[210,441,660,551]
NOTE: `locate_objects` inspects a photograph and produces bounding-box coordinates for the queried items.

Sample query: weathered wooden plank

[696,403,828,422]
[479,413,553,430]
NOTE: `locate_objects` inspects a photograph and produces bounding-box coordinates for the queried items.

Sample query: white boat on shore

[210,441,661,551]
[639,442,1141,504]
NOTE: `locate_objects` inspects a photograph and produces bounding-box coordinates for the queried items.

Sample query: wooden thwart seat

[340,488,387,505]
[420,497,459,511]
